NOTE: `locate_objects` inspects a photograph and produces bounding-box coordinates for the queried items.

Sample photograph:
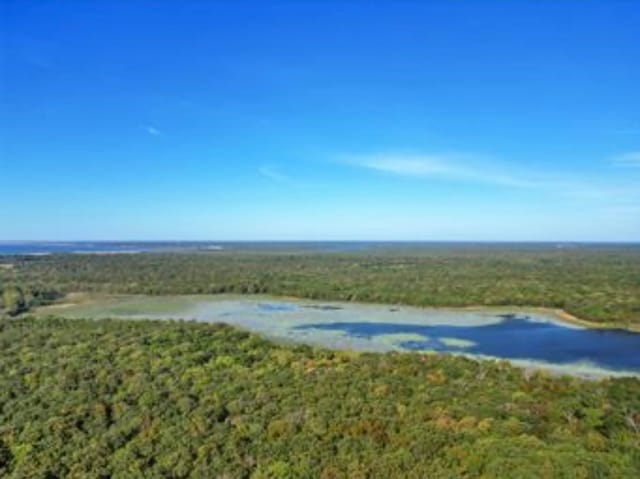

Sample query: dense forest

[1,315,639,478]
[1,246,639,326]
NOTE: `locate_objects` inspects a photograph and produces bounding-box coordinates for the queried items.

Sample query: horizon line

[1,240,639,245]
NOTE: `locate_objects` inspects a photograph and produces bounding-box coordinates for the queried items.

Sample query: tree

[2,286,26,316]
[0,439,13,475]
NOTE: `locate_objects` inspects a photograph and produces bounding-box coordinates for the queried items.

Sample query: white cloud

[355,155,465,176]
[259,166,289,183]
[345,152,537,188]
[611,152,640,167]
[145,126,161,136]
[343,151,640,204]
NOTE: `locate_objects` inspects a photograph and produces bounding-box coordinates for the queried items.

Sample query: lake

[0,241,223,255]
[43,295,640,378]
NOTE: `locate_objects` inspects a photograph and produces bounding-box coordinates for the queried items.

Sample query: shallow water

[50,295,640,378]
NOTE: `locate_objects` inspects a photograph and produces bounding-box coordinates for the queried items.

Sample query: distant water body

[0,241,386,255]
[1,241,637,255]
[0,241,224,255]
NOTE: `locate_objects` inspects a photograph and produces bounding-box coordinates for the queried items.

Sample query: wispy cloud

[259,166,290,183]
[354,155,465,177]
[344,152,537,188]
[611,152,640,167]
[145,125,161,136]
[611,126,640,136]
[343,151,640,203]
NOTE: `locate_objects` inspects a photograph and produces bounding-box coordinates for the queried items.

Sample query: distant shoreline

[2,240,640,257]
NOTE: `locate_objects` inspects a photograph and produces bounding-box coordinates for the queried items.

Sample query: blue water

[0,241,222,255]
[295,315,640,373]
[0,241,412,255]
[258,303,298,312]
[2,241,638,255]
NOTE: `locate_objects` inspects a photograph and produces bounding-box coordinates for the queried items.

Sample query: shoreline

[35,291,640,332]
[30,292,640,380]
[438,304,640,332]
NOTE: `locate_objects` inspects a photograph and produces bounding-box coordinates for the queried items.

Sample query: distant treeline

[1,246,640,325]
[1,316,639,478]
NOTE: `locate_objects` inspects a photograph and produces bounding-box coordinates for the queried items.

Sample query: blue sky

[1,0,639,241]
